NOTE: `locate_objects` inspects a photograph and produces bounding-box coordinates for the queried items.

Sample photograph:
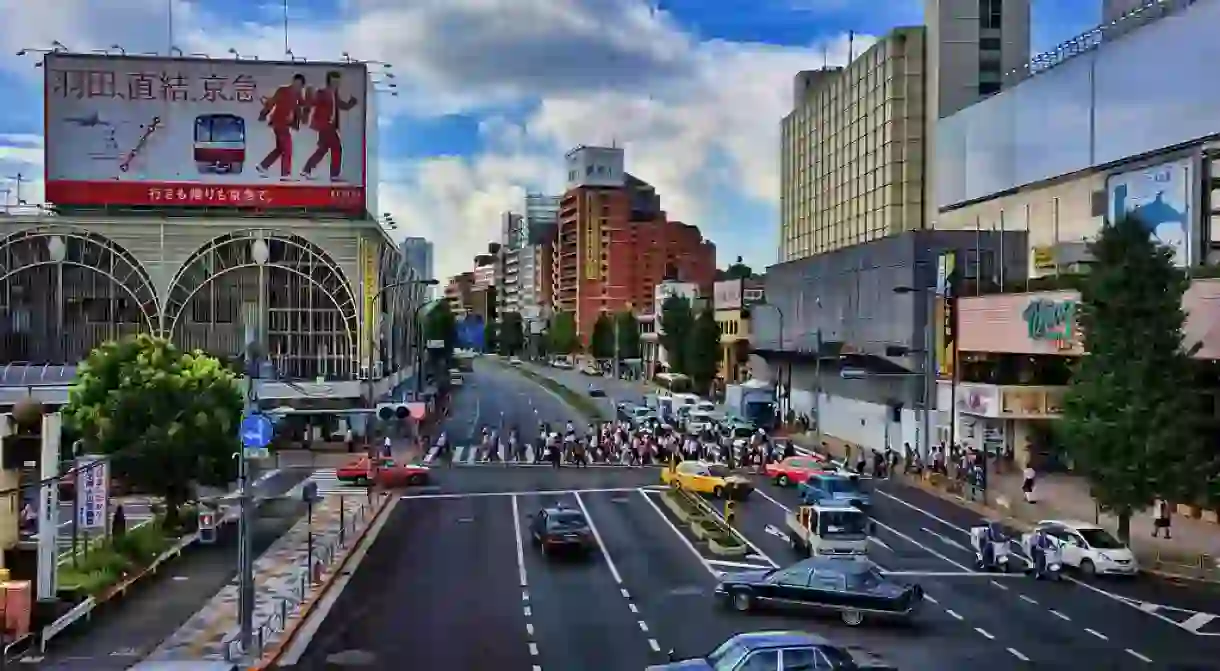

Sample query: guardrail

[221,501,372,663]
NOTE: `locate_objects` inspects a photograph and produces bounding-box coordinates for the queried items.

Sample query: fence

[221,500,372,663]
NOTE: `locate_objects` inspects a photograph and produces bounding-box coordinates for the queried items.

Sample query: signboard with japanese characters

[75,455,110,531]
[43,53,369,211]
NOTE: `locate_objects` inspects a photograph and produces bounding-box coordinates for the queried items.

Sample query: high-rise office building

[779,0,1031,263]
[400,237,434,297]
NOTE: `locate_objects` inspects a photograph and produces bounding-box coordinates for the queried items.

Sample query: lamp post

[752,302,803,436]
[365,278,438,424]
[892,285,937,463]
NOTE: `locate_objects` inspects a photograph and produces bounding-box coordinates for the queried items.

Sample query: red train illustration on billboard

[193,113,247,175]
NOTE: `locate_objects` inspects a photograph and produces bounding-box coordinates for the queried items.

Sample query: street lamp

[893,285,937,463]
[366,278,439,427]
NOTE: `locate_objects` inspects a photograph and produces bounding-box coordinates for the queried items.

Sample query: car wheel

[1080,559,1097,578]
[777,475,790,487]
[841,609,865,626]
[732,591,752,612]
[713,486,725,499]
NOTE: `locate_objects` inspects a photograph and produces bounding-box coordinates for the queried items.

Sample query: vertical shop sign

[934,251,958,379]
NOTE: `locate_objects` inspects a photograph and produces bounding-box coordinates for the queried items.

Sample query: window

[979,37,1002,51]
[769,566,812,586]
[780,647,821,670]
[979,0,1003,29]
[739,650,780,671]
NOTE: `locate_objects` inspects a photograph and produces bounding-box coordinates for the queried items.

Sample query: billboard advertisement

[934,252,957,380]
[75,455,110,531]
[713,280,742,310]
[43,53,368,211]
[1107,157,1195,268]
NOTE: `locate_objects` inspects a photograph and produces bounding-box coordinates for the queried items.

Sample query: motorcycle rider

[971,520,1007,569]
[1030,526,1054,577]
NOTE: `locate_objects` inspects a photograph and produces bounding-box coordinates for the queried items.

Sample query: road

[285,363,1220,670]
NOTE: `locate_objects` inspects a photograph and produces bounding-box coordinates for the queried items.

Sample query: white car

[1020,519,1138,577]
[509,356,522,366]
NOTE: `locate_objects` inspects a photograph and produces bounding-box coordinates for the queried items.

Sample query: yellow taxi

[660,460,754,500]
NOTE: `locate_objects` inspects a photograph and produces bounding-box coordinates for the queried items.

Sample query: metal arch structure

[0,226,159,365]
[164,230,360,380]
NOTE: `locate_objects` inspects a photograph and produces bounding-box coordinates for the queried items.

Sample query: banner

[75,455,110,531]
[935,252,957,379]
[359,237,379,368]
[584,215,600,280]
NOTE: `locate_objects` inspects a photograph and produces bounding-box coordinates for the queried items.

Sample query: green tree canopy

[720,255,753,281]
[63,335,243,525]
[548,311,579,355]
[498,312,525,356]
[687,304,721,394]
[659,294,694,374]
[615,310,641,360]
[422,300,457,358]
[483,318,498,354]
[590,313,615,359]
[1059,214,1210,543]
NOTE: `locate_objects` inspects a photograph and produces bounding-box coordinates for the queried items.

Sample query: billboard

[43,53,368,211]
[75,455,110,531]
[713,280,742,310]
[1107,157,1195,268]
[934,252,958,380]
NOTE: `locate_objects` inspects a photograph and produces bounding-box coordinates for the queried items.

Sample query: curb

[249,492,396,670]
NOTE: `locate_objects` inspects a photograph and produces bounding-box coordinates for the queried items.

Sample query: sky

[0,0,1100,281]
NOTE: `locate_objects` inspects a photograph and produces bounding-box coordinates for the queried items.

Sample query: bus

[654,372,692,393]
[194,114,246,175]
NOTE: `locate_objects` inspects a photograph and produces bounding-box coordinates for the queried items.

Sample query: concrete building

[927,0,1218,467]
[473,262,495,289]
[781,1,1030,264]
[523,192,560,323]
[401,237,435,298]
[445,272,475,315]
[713,279,764,384]
[555,146,716,343]
[498,211,525,315]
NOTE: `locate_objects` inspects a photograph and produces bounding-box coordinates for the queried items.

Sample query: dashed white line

[529,643,539,656]
[975,627,995,640]
[945,609,964,620]
[628,603,639,613]
[512,495,528,588]
[1049,609,1070,621]
[522,590,530,602]
[1125,649,1153,663]
[574,491,624,584]
[1007,647,1029,661]
[526,623,534,635]
[524,606,532,616]
[638,621,649,632]
[923,594,939,604]
[621,588,631,598]
[990,580,1009,591]
[1084,628,1109,641]
[1019,595,1038,605]
[649,639,661,652]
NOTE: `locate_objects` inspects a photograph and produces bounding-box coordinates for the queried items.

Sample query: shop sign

[1023,298,1076,346]
[957,384,999,418]
[1000,387,1065,418]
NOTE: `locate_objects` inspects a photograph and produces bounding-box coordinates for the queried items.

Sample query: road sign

[240,413,274,449]
[426,339,445,349]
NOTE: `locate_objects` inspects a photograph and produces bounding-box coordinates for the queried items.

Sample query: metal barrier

[220,501,371,663]
[1153,551,1220,578]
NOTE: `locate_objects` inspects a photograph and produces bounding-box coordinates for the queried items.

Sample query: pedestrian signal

[377,403,411,421]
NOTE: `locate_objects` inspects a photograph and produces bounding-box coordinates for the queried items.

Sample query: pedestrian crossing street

[420,445,665,467]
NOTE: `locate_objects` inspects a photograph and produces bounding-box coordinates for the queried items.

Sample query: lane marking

[869,535,892,551]
[621,588,630,599]
[945,609,964,620]
[990,580,1009,591]
[1125,649,1152,663]
[529,643,539,656]
[522,590,530,602]
[638,621,649,632]
[1007,647,1029,662]
[923,594,939,604]
[649,639,661,652]
[512,495,528,588]
[573,492,623,586]
[1049,609,1070,621]
[706,559,774,570]
[1182,612,1217,632]
[629,603,638,613]
[1084,628,1108,641]
[524,606,532,616]
[636,488,719,578]
[526,623,534,635]
[975,627,995,640]
[922,526,969,551]
[881,571,1023,578]
[402,486,655,500]
[1019,595,1038,605]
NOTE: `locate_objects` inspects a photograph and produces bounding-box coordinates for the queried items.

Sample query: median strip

[658,485,747,558]
[492,360,607,422]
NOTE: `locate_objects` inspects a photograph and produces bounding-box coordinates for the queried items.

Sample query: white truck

[785,503,873,559]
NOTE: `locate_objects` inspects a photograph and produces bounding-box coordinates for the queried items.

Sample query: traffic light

[198,508,217,544]
[377,403,411,421]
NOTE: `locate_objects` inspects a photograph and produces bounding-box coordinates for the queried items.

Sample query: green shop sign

[1023,299,1076,342]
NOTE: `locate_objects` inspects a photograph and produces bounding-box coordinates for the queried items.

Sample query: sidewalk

[142,494,376,663]
[793,432,1220,580]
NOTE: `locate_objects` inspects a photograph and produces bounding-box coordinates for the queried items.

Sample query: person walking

[1152,499,1173,539]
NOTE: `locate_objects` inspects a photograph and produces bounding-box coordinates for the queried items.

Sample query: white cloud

[0,0,871,278]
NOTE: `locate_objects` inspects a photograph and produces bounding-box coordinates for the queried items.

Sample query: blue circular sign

[240,413,274,448]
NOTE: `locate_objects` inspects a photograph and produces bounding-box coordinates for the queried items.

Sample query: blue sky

[0,0,1099,279]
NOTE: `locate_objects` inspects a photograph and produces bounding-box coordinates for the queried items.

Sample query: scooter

[970,526,1012,572]
[1034,543,1064,581]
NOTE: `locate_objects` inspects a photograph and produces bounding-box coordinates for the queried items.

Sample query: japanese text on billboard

[75,456,110,531]
[44,53,368,211]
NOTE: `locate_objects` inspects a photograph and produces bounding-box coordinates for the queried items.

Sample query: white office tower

[925,0,1031,118]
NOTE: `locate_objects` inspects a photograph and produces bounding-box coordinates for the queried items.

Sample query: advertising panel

[713,280,743,310]
[75,455,110,531]
[44,53,368,211]
[359,236,378,366]
[584,216,601,280]
[934,252,957,380]
[935,0,1216,209]
[1107,157,1195,267]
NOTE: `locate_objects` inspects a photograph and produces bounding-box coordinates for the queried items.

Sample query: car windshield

[846,567,885,590]
[1077,527,1124,549]
[824,477,862,495]
[706,641,749,670]
[548,512,587,529]
[819,510,868,537]
[706,464,732,478]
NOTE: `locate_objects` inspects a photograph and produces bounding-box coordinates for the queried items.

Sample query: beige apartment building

[779,0,1031,263]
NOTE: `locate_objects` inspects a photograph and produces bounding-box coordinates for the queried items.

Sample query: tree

[548,311,579,355]
[687,304,721,394]
[659,294,694,374]
[722,255,753,280]
[422,300,457,358]
[498,312,525,355]
[590,313,615,359]
[483,318,498,354]
[62,335,243,528]
[614,310,641,360]
[1059,215,1210,544]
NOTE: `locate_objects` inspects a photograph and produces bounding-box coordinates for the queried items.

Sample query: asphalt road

[289,364,1220,670]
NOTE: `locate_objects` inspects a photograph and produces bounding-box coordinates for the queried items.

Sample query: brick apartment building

[554,146,716,342]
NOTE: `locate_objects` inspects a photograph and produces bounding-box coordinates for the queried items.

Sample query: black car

[714,558,922,627]
[588,384,606,397]
[529,504,595,556]
[647,630,896,670]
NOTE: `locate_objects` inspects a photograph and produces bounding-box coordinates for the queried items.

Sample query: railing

[221,501,372,663]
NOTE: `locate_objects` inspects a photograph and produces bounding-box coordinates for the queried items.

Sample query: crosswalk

[299,469,369,497]
[420,445,665,467]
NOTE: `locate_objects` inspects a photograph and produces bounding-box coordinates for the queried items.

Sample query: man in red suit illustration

[302,70,359,182]
[256,73,306,179]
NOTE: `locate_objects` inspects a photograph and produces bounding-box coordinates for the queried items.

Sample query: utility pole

[612,312,620,378]
[237,355,258,652]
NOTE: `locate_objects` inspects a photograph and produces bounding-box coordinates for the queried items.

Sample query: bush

[58,522,172,596]
[112,523,171,564]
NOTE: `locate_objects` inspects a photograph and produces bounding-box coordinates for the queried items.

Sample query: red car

[765,455,829,487]
[336,457,430,487]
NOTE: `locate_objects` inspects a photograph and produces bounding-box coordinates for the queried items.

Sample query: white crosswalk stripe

[301,468,372,497]
[420,444,663,468]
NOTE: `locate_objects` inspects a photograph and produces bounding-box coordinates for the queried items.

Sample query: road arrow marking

[921,527,968,552]
[764,524,790,544]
